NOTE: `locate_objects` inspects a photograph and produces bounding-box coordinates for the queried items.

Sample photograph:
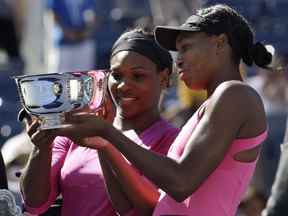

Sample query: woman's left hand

[51,93,116,143]
[52,111,110,142]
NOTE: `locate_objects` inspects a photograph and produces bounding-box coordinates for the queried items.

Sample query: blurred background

[0,0,287,215]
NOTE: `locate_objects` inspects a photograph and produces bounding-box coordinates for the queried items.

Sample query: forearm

[98,151,133,215]
[21,146,52,206]
[100,145,160,214]
[103,127,185,201]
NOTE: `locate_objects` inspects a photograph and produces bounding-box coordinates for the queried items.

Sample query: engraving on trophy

[53,82,63,97]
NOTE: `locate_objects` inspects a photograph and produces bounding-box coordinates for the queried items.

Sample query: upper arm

[177,83,264,193]
[21,137,69,213]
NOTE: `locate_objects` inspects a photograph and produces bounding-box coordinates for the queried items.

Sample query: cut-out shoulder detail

[229,128,267,157]
[235,127,268,141]
[233,145,261,163]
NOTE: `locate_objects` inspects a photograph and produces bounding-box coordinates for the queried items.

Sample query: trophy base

[38,114,67,130]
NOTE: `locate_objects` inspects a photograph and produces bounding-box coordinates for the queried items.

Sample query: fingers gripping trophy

[14,70,107,129]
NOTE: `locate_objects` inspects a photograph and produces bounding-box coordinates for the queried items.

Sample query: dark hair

[111,28,173,74]
[198,4,272,68]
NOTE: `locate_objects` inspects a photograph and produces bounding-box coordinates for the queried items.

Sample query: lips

[177,65,186,74]
[177,69,186,80]
[117,95,137,105]
[121,97,136,102]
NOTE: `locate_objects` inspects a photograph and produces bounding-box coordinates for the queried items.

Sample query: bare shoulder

[214,80,262,103]
[210,80,266,137]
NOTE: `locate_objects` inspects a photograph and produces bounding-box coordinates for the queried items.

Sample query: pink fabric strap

[230,129,268,155]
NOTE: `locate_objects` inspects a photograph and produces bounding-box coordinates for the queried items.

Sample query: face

[109,51,167,119]
[176,32,218,89]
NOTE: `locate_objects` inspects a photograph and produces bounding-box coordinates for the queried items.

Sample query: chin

[186,82,206,90]
[118,110,137,119]
[190,85,205,90]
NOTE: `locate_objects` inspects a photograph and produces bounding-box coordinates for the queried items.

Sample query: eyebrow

[177,33,192,43]
[111,66,146,71]
[130,66,146,70]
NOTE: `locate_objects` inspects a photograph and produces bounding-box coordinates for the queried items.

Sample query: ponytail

[242,42,272,68]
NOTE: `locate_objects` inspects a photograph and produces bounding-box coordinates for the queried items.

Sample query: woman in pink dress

[20,28,179,216]
[54,4,273,216]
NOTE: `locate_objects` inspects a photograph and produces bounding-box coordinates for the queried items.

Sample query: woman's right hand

[26,120,55,151]
[19,109,55,151]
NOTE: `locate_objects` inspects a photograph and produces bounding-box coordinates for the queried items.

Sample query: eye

[133,73,145,82]
[110,71,122,81]
[179,44,193,54]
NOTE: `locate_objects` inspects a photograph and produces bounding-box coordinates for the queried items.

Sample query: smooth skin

[109,51,169,131]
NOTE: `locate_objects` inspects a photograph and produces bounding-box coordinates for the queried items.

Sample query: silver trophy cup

[14,70,107,129]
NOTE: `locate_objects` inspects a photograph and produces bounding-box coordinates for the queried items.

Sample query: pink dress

[153,102,267,216]
[23,119,179,216]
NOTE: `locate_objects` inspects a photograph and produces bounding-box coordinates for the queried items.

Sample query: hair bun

[251,42,272,68]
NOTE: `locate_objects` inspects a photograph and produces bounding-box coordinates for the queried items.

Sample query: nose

[176,54,184,69]
[117,78,132,92]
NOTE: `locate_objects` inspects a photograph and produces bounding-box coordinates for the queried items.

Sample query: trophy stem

[39,113,65,130]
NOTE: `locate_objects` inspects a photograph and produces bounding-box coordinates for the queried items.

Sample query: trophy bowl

[14,70,108,129]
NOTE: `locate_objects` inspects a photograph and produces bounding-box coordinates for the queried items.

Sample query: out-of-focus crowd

[0,0,288,216]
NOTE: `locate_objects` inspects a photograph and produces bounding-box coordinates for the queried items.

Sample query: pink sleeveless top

[153,101,267,216]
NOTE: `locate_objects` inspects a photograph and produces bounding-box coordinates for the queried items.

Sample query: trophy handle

[88,70,108,111]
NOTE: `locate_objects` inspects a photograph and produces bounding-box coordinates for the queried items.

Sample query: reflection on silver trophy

[14,70,108,129]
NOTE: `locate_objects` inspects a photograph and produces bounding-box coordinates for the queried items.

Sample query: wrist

[32,144,52,156]
[98,143,114,154]
[101,121,116,140]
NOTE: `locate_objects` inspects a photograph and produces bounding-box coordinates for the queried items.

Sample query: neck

[206,63,243,97]
[113,109,161,134]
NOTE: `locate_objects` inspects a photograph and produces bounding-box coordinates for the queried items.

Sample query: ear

[159,68,170,89]
[215,33,228,53]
